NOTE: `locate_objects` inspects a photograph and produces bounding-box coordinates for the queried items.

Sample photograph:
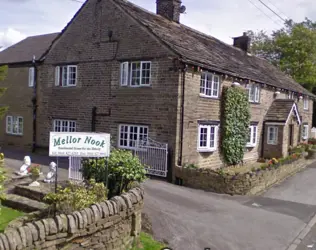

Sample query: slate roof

[265,99,296,122]
[114,0,314,98]
[0,33,59,64]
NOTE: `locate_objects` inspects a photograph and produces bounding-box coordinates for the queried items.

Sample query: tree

[247,18,316,91]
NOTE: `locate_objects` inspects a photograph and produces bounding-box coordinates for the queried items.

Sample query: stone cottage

[0,33,58,151]
[0,0,314,181]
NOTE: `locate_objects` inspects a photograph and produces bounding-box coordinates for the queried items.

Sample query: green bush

[221,86,251,165]
[44,180,107,214]
[81,149,147,198]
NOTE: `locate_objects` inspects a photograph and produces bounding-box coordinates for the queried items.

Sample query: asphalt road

[143,162,316,250]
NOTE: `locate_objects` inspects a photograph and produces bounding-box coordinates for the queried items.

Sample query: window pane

[141,62,151,85]
[212,76,219,97]
[199,127,207,147]
[268,128,274,141]
[62,67,68,86]
[120,125,128,147]
[131,62,141,86]
[68,66,77,86]
[129,126,138,147]
[252,126,257,144]
[139,126,148,142]
[205,75,212,96]
[18,118,23,134]
[250,86,255,102]
[210,126,215,148]
[248,127,252,144]
[200,73,206,94]
[12,117,18,134]
[6,116,12,133]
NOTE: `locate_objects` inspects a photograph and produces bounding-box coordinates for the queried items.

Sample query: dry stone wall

[175,159,313,195]
[0,187,144,250]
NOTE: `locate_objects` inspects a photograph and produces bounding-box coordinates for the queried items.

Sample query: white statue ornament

[16,156,31,176]
[44,162,57,183]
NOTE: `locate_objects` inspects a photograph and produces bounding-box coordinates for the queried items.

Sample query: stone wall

[175,159,313,195]
[0,187,144,250]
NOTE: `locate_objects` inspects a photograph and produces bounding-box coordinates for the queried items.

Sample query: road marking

[252,202,262,207]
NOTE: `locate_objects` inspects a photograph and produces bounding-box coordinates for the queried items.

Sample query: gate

[134,138,168,178]
[68,138,168,180]
[68,156,83,181]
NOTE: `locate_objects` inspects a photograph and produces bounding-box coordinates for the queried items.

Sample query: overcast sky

[1,0,316,49]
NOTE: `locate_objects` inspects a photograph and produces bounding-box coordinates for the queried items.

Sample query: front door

[289,124,294,147]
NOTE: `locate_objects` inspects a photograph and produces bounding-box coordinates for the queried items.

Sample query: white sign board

[49,132,111,157]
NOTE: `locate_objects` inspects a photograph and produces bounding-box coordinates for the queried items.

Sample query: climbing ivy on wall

[221,86,251,165]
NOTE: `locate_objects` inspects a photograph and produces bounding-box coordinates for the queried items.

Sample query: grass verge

[133,232,166,250]
[0,206,24,232]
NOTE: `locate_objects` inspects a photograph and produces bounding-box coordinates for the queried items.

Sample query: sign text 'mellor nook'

[49,132,111,157]
[53,135,107,148]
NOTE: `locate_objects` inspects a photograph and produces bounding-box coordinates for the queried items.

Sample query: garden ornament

[44,162,57,183]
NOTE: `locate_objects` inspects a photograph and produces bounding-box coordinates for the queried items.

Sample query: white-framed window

[120,61,151,87]
[247,84,260,103]
[28,67,35,87]
[197,124,219,152]
[6,116,23,135]
[304,98,309,110]
[53,119,76,132]
[118,124,149,149]
[267,126,278,145]
[200,72,220,98]
[55,65,77,87]
[302,124,309,139]
[288,92,294,100]
[247,125,258,147]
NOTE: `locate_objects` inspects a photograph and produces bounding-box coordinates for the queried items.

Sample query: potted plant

[28,164,41,182]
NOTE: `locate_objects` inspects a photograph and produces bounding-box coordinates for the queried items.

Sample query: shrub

[44,180,107,214]
[81,149,147,198]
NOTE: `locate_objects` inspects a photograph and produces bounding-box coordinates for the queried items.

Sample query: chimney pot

[156,0,182,23]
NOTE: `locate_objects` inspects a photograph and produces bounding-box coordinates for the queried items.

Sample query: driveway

[143,163,316,250]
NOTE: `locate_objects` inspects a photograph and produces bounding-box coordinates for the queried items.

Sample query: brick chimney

[156,0,182,23]
[233,32,251,52]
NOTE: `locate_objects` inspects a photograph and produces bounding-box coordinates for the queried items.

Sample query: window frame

[28,67,35,87]
[197,123,219,152]
[53,119,77,132]
[302,124,309,140]
[199,72,220,98]
[118,124,149,150]
[6,115,23,135]
[55,65,77,87]
[120,61,152,87]
[246,125,258,147]
[247,84,260,103]
[304,98,309,110]
[267,126,278,145]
